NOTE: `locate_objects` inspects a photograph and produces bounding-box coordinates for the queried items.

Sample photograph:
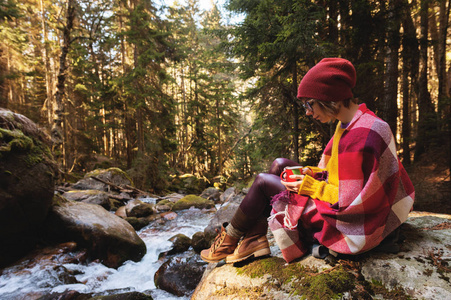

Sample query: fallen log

[90,176,148,197]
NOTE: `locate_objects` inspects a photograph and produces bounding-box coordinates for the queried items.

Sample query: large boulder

[44,195,146,268]
[72,167,133,192]
[62,190,112,210]
[192,212,451,300]
[155,253,207,297]
[0,108,56,267]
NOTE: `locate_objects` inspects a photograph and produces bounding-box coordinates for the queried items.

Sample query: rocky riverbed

[1,108,450,299]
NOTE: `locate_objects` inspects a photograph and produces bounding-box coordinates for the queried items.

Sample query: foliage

[0,0,450,191]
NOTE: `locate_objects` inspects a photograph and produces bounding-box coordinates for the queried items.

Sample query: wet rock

[115,206,127,218]
[155,203,172,213]
[0,108,57,268]
[36,290,92,300]
[36,291,153,300]
[172,194,215,211]
[63,190,112,210]
[44,195,146,268]
[161,211,177,220]
[155,253,207,297]
[125,217,150,231]
[125,199,154,218]
[168,234,192,255]
[191,231,210,253]
[9,242,88,272]
[53,265,80,284]
[90,292,154,299]
[72,167,132,192]
[200,187,221,202]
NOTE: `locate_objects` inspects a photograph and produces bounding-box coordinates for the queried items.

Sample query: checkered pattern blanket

[269,104,415,263]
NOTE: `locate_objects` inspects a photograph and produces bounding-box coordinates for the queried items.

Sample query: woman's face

[302,99,335,123]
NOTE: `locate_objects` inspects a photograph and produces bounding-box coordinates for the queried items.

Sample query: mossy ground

[369,279,412,300]
[231,256,411,299]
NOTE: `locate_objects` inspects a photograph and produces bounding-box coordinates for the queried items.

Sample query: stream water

[0,197,216,300]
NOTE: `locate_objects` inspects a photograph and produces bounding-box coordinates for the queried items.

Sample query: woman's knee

[253,173,285,194]
[268,158,299,175]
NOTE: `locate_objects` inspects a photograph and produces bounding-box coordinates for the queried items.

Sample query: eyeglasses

[302,100,314,113]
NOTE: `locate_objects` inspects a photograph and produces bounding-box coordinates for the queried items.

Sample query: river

[0,197,216,300]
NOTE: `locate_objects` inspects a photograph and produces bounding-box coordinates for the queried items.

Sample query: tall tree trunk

[438,0,450,122]
[415,0,435,161]
[52,0,75,172]
[382,0,401,138]
[445,1,451,173]
[216,94,222,174]
[118,4,133,168]
[180,66,188,169]
[400,2,418,165]
[40,0,53,126]
[292,62,299,163]
[0,47,7,108]
[401,54,411,165]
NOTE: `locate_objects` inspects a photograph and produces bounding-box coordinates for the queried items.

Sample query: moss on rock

[157,199,175,209]
[0,128,33,152]
[235,257,373,299]
[172,194,215,211]
[0,128,53,168]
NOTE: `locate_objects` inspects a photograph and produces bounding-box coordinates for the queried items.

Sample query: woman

[201,58,415,264]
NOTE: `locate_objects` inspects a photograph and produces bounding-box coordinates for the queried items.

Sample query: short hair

[315,98,358,116]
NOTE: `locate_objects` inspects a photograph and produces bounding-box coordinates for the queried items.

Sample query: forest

[1,0,450,193]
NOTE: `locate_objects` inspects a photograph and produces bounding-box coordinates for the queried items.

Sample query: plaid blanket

[269,104,415,263]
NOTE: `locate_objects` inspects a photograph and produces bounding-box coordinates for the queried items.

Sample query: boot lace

[211,229,226,252]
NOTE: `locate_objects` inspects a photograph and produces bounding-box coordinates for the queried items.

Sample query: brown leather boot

[200,223,239,263]
[226,220,271,263]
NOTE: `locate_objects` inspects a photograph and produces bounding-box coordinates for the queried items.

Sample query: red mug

[280,166,304,182]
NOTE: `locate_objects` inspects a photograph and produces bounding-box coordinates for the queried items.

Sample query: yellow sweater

[298,124,345,205]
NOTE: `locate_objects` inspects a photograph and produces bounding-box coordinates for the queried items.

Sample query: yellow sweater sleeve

[305,166,326,175]
[298,175,339,205]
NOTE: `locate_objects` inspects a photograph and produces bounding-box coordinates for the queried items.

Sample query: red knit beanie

[297,58,356,102]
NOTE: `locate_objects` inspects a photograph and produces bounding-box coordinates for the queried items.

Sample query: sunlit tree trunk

[216,94,222,174]
[400,2,418,165]
[52,0,75,172]
[40,0,53,126]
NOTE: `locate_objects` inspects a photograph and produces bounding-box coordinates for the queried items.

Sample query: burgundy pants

[230,158,300,232]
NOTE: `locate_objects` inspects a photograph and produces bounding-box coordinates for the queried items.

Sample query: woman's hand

[281,167,312,193]
[281,175,303,193]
